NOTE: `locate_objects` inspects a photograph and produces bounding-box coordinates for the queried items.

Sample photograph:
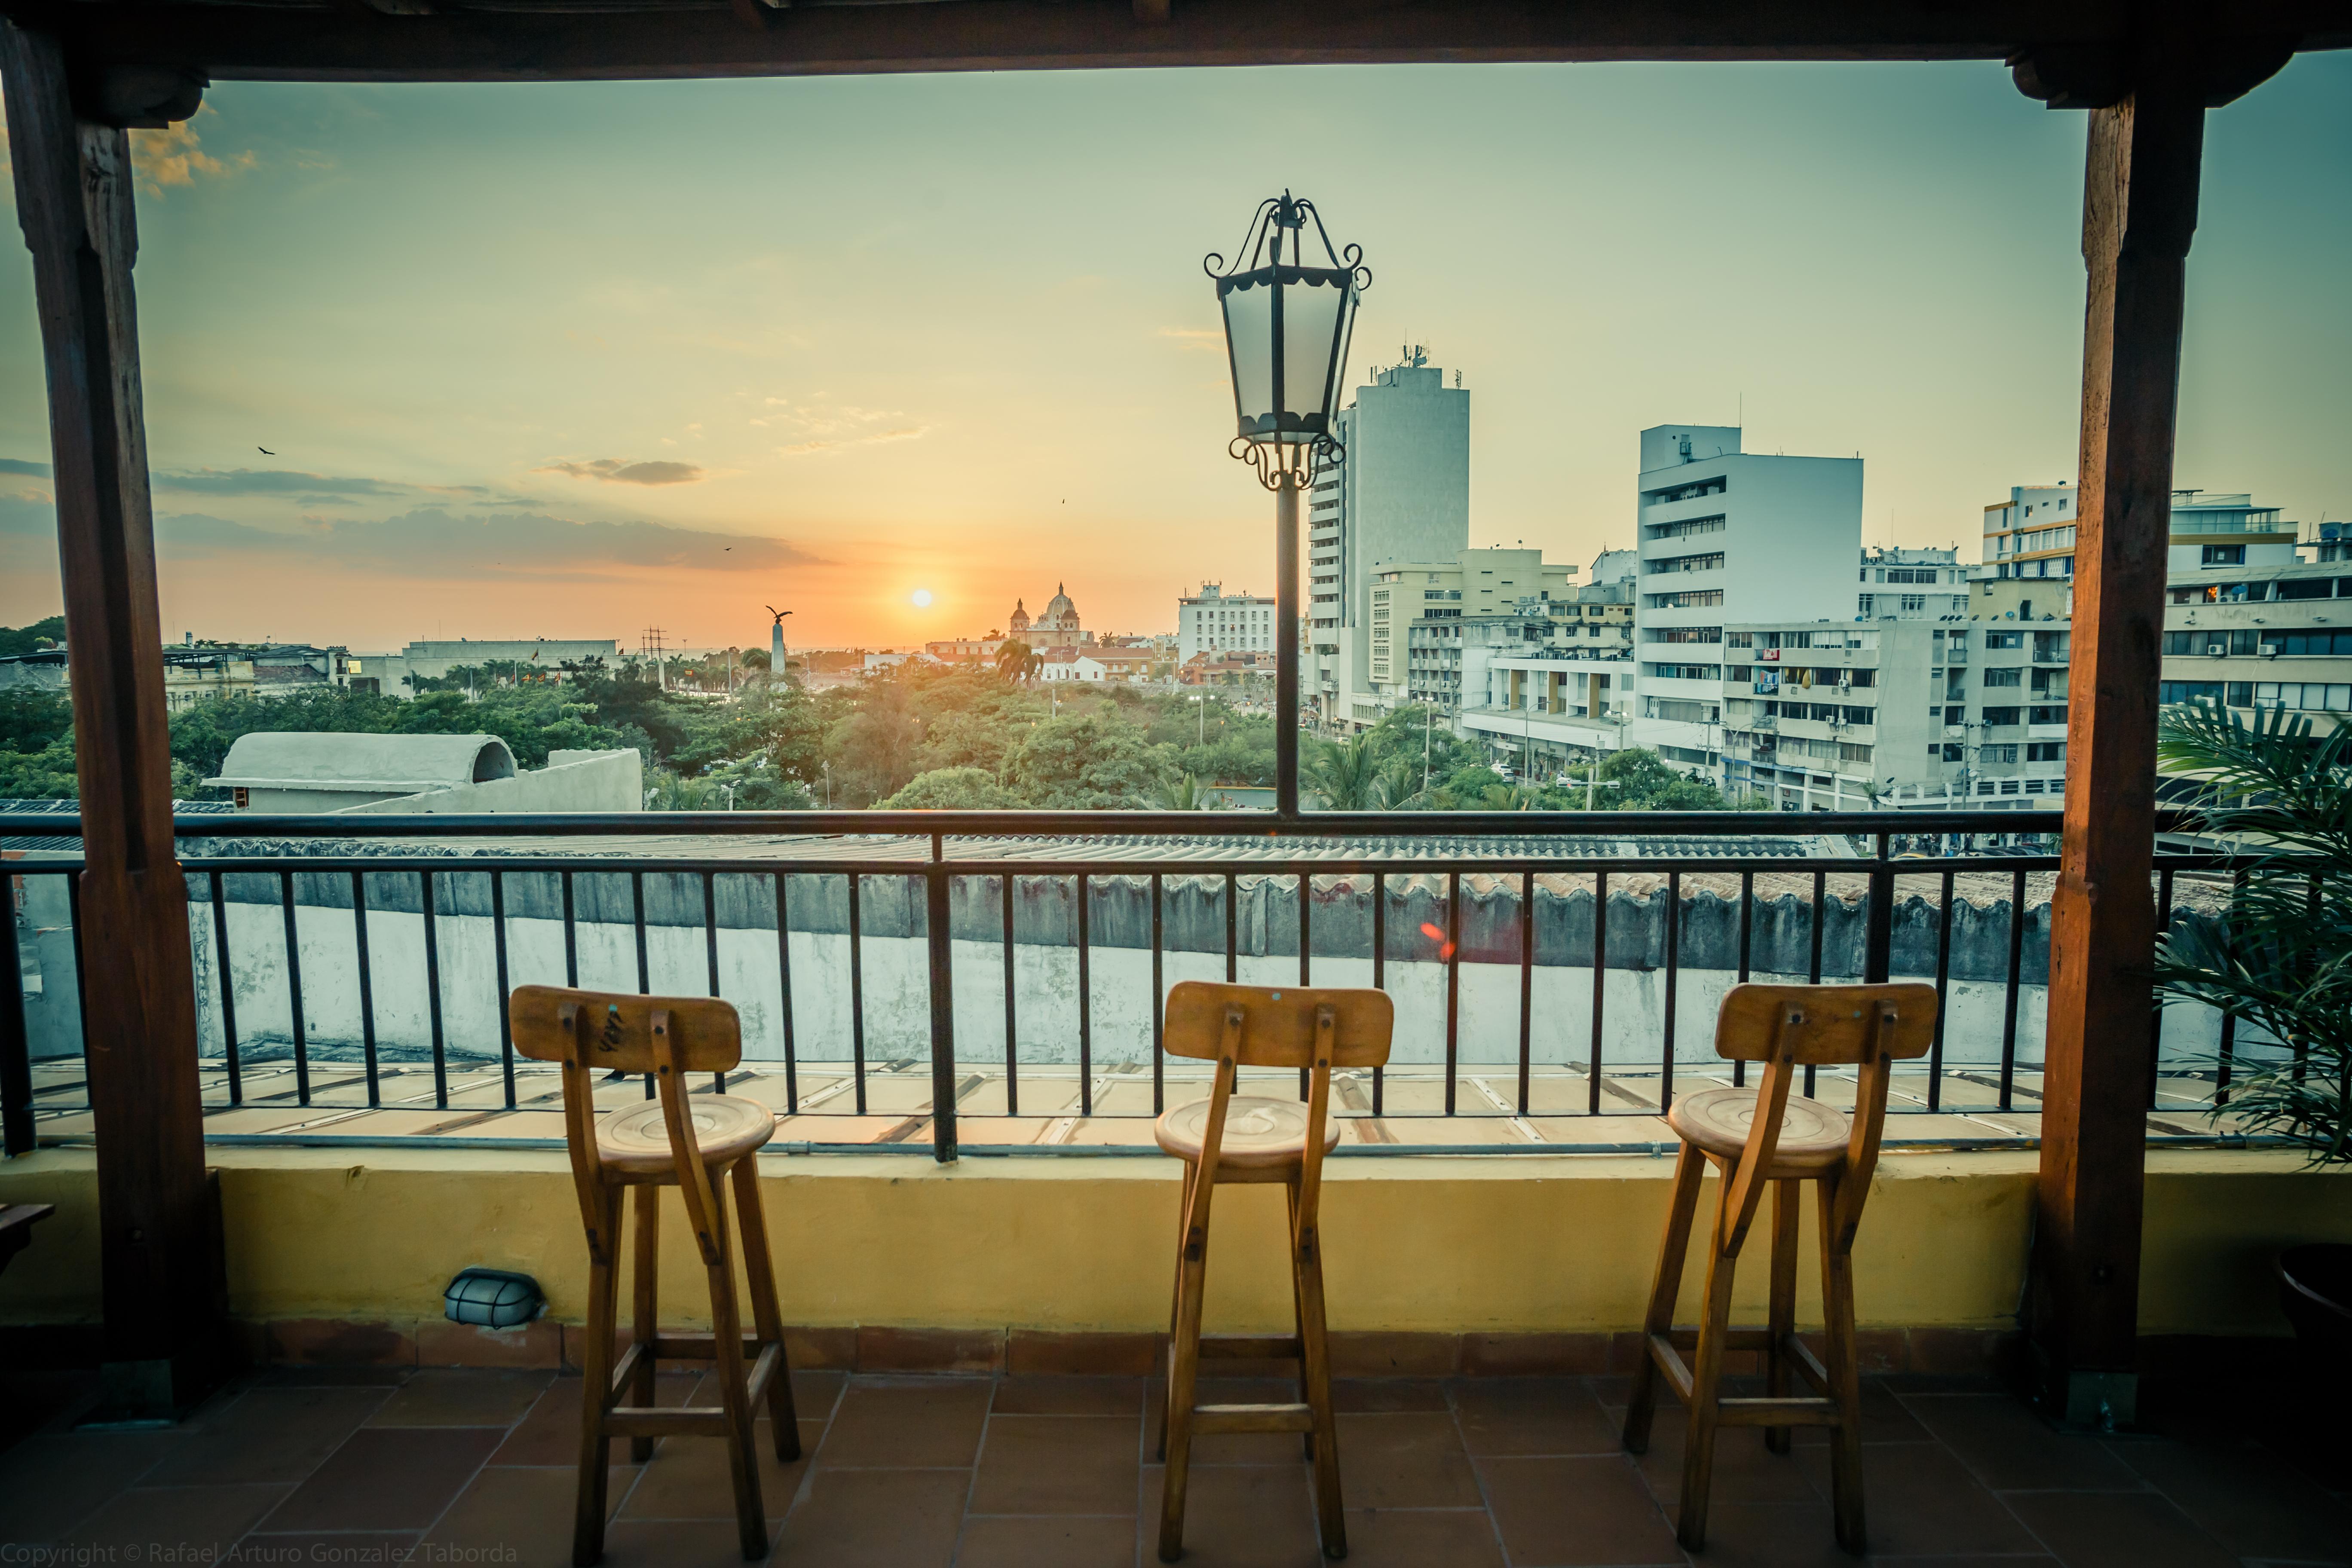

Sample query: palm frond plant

[2152,699,2352,1163]
[1303,732,1381,811]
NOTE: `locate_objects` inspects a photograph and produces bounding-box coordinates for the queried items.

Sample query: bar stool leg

[573,1184,623,1567]
[1764,1178,1801,1455]
[1677,1166,1743,1553]
[1293,1202,1346,1559]
[629,1185,659,1464]
[1624,1142,1704,1455]
[701,1178,767,1562]
[1285,1176,1312,1460]
[731,1158,800,1459]
[1158,1212,1211,1564]
[1158,1162,1194,1464]
[1815,1173,1867,1553]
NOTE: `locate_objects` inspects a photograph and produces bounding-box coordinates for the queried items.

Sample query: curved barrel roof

[208,732,518,793]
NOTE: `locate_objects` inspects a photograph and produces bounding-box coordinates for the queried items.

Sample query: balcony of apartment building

[5,6,2350,1565]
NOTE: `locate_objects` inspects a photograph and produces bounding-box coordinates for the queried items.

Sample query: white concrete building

[1308,350,1471,730]
[1857,546,1969,621]
[1631,425,1865,775]
[1177,583,1275,663]
[358,638,622,698]
[1040,654,1109,683]
[1718,622,1945,811]
[1980,486,2302,609]
[206,732,640,815]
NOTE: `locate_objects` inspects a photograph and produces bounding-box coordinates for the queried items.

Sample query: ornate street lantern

[1208,192,1369,489]
[1204,193,1369,816]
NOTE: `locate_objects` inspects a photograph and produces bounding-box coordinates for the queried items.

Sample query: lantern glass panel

[1279,270,1351,433]
[1220,276,1275,439]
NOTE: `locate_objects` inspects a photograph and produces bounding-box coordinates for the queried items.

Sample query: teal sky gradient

[1,56,2345,651]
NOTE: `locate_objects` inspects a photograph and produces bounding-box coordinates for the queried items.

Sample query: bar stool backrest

[1709,982,1938,1255]
[1161,981,1394,1244]
[509,983,744,1266]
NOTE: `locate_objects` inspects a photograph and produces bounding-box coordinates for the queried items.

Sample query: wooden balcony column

[0,24,220,1416]
[2014,18,2290,1429]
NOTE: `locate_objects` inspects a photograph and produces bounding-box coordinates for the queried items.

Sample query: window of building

[2027,741,2066,763]
[1982,744,2019,764]
[1900,594,1926,613]
[1983,631,2023,649]
[1643,475,1728,505]
[2202,544,2246,567]
[2159,680,2225,705]
[2030,704,2068,725]
[1982,667,2022,687]
[1983,706,2021,726]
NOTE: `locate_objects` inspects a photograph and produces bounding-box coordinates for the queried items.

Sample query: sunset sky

[0,56,2346,653]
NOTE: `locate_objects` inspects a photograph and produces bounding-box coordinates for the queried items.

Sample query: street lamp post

[1209,193,1367,818]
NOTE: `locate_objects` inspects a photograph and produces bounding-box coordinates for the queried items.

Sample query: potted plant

[2153,700,2351,1369]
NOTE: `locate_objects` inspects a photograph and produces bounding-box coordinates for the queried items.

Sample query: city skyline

[0,56,2346,650]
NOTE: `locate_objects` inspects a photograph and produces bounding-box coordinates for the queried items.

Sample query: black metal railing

[0,807,2254,1164]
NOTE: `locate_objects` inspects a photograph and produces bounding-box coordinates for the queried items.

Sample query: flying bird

[257,447,274,455]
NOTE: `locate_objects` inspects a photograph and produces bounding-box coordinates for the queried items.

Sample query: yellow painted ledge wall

[2,1147,2343,1337]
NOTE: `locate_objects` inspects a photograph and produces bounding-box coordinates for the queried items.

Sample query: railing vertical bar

[774,871,799,1115]
[279,869,310,1106]
[1298,871,1311,1101]
[491,871,515,1109]
[2149,865,2174,1108]
[1804,868,1824,1098]
[560,871,579,988]
[1371,870,1386,1116]
[1077,871,1093,1118]
[421,870,448,1109]
[1517,869,1534,1116]
[1444,868,1461,1117]
[1733,868,1753,1089]
[1588,868,1608,1117]
[1225,870,1237,983]
[1660,869,1680,1113]
[1929,869,1954,1113]
[2215,868,2246,1107]
[64,877,89,1067]
[925,835,957,1163]
[703,870,724,1093]
[1150,871,1164,1117]
[0,881,33,1157]
[350,870,379,1109]
[210,870,242,1107]
[1001,872,1019,1118]
[1998,866,2027,1111]
[848,873,867,1115]
[632,870,653,1101]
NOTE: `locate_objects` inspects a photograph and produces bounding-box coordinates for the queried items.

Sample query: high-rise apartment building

[1978,486,2301,616]
[1176,582,1275,663]
[1309,349,1470,730]
[1630,425,1864,772]
[1857,546,1969,620]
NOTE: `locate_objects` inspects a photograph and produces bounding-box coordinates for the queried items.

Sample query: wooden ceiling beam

[10,0,2345,86]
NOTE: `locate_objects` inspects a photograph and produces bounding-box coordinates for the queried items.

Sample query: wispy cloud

[779,426,929,458]
[154,467,410,497]
[538,458,706,487]
[0,459,51,478]
[129,108,256,197]
[142,506,815,576]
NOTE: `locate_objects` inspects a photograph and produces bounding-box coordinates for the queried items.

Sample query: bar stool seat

[1667,1086,1849,1174]
[597,1096,775,1174]
[1155,1094,1340,1170]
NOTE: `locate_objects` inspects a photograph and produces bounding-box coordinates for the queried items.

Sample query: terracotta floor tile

[817,1377,993,1469]
[1331,1412,1482,1510]
[2003,1490,2239,1568]
[1627,1405,1826,1509]
[1899,1394,2144,1492]
[1334,1508,1507,1568]
[64,1482,291,1550]
[240,1533,421,1561]
[1793,1380,1932,1446]
[1451,1379,1622,1457]
[424,1464,631,1567]
[144,1386,391,1486]
[259,1426,506,1533]
[489,1372,701,1466]
[1474,1454,1684,1566]
[957,1513,1137,1568]
[972,1415,1139,1515]
[1788,1441,2041,1558]
[1333,1378,1452,1413]
[2108,1433,2352,1562]
[992,1376,1146,1415]
[785,1369,849,1419]
[1141,1461,1323,1567]
[0,1432,193,1541]
[601,1517,782,1568]
[254,1366,415,1388]
[368,1368,556,1428]
[616,1417,822,1521]
[770,1466,968,1568]
[1672,1502,1848,1567]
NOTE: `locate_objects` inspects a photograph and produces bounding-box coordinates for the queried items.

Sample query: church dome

[1008,599,1029,631]
[1043,582,1077,624]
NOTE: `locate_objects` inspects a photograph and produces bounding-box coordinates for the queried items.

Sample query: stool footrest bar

[1716,1396,1841,1427]
[1191,1402,1315,1435]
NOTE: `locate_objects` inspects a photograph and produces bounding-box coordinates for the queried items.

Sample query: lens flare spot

[911,588,934,608]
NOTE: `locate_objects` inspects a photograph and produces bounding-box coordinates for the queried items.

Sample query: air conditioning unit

[2205,644,2226,656]
[2260,645,2281,658]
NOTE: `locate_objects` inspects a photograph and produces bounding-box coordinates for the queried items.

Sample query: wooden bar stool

[1621,982,1935,1555]
[1153,980,1393,1563]
[510,984,798,1567]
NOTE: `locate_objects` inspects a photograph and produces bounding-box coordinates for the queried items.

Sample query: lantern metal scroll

[1206,193,1369,490]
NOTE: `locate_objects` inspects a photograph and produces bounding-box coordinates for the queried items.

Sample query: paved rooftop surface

[3,1365,2344,1567]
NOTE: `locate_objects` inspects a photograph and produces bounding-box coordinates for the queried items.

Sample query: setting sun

[911,588,934,608]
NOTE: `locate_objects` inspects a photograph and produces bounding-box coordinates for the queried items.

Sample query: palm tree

[995,640,1043,685]
[1154,772,1213,810]
[1302,731,1381,810]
